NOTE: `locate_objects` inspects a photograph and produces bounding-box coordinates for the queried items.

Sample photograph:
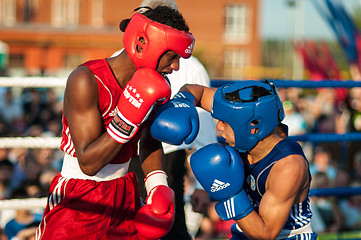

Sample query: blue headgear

[211,80,285,152]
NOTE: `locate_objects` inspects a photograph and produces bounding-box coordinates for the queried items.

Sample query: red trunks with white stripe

[36,171,145,240]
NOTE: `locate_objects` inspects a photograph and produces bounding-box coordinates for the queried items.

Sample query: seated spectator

[334,168,351,189]
[0,149,8,161]
[350,150,361,182]
[22,89,46,129]
[4,187,41,240]
[40,89,62,126]
[0,159,14,199]
[338,180,361,231]
[334,168,351,204]
[193,202,233,240]
[310,146,338,182]
[11,222,38,240]
[23,180,43,198]
[0,227,7,240]
[345,87,361,172]
[0,88,25,135]
[0,115,11,137]
[38,168,58,197]
[310,88,345,162]
[310,172,343,233]
[8,148,28,192]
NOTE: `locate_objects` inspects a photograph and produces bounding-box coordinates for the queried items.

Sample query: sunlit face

[216,120,235,147]
[156,50,180,75]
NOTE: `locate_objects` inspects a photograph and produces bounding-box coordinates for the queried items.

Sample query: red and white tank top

[60,59,142,164]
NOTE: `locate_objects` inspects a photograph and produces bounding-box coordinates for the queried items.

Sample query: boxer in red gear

[35,6,194,240]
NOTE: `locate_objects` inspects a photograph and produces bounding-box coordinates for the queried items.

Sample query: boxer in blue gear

[211,80,285,152]
[167,80,317,240]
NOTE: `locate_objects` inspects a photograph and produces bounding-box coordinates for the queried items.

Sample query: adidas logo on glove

[211,179,230,192]
[171,101,191,108]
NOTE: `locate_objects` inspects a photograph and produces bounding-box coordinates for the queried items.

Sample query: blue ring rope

[211,80,361,88]
[310,187,361,196]
[289,133,361,142]
[217,132,361,143]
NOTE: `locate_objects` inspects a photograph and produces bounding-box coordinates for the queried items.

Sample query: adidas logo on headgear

[185,42,194,54]
[210,179,230,192]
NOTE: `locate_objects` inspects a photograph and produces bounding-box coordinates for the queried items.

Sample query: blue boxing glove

[215,189,253,221]
[190,143,253,220]
[150,91,199,145]
[190,143,245,201]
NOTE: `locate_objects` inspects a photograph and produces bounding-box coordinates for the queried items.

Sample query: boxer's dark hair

[119,6,189,33]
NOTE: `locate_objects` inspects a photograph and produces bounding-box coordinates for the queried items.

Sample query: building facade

[0,0,260,79]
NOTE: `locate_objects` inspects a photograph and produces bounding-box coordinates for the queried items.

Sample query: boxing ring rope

[310,187,361,197]
[0,198,47,210]
[0,133,360,149]
[0,137,61,149]
[1,77,361,89]
[289,132,361,142]
[211,79,361,88]
[0,76,67,88]
[217,132,361,145]
[2,188,361,210]
[1,78,361,210]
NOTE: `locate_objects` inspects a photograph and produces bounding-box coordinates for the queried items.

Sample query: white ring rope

[0,197,47,210]
[0,137,61,149]
[0,77,66,88]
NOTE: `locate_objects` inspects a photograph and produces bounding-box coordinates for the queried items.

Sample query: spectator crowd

[1,84,361,239]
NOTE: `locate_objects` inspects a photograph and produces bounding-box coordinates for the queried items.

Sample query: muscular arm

[63,66,122,176]
[236,155,310,239]
[179,84,216,112]
[139,125,164,176]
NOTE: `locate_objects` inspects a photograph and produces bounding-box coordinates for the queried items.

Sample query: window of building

[224,48,248,79]
[224,4,250,43]
[0,0,16,26]
[51,0,79,28]
[22,0,38,23]
[92,0,103,28]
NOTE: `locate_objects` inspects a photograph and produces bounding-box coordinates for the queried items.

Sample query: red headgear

[122,13,195,70]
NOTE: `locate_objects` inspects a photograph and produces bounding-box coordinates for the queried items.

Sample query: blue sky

[260,0,361,40]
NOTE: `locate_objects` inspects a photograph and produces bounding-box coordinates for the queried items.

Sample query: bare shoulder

[267,154,309,198]
[64,65,99,116]
[66,65,98,92]
[273,154,308,176]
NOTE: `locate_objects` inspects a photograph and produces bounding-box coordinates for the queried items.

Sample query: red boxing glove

[107,68,171,143]
[135,185,175,240]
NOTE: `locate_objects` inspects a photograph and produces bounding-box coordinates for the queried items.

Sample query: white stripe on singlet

[235,222,314,239]
[63,127,75,156]
[94,75,113,118]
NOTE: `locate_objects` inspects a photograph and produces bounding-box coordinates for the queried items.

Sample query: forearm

[234,197,293,239]
[75,132,123,176]
[179,84,215,112]
[139,127,164,176]
[235,212,276,240]
[140,148,164,177]
[179,84,204,102]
